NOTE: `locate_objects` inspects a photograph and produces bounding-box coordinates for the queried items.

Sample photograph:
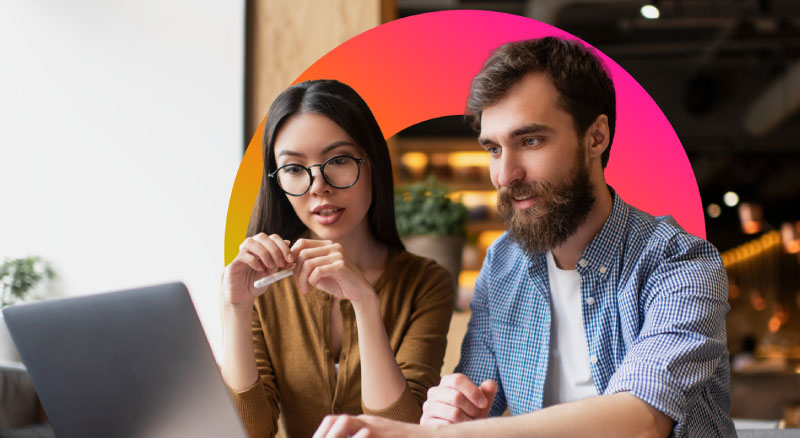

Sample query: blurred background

[385,1,800,426]
[1,0,799,430]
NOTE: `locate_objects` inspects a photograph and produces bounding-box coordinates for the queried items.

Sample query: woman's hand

[222,233,295,312]
[313,415,433,438]
[291,238,376,306]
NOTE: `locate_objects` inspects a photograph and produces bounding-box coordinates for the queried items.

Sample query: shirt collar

[576,185,629,278]
[522,185,628,279]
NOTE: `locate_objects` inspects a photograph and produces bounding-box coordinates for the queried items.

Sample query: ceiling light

[707,203,721,218]
[640,4,660,19]
[723,191,740,207]
[738,202,763,234]
[781,222,800,254]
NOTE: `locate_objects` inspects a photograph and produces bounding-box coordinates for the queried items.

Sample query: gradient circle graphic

[225,10,704,264]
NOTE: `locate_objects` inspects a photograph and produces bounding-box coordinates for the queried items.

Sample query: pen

[253,270,294,289]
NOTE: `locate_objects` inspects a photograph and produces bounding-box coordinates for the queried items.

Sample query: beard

[497,145,596,254]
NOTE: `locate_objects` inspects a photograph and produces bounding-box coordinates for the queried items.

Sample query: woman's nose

[308,165,332,196]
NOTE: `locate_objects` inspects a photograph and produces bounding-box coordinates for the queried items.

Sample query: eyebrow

[478,123,555,146]
[277,141,357,158]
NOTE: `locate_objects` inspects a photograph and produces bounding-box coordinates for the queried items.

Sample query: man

[313,37,734,438]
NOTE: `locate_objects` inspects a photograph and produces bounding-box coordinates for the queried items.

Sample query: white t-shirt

[542,250,598,407]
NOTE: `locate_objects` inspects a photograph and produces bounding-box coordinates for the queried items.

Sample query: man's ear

[584,114,610,161]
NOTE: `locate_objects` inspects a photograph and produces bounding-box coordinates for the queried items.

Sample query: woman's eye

[330,157,349,165]
[284,165,303,174]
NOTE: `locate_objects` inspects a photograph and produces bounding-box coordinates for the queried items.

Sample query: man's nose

[495,149,524,188]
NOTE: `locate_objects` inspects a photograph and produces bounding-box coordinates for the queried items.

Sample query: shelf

[395,137,482,154]
[398,177,495,192]
[393,135,504,239]
[467,220,505,233]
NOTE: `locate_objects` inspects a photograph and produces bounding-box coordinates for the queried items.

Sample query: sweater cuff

[361,386,422,423]
[227,381,275,437]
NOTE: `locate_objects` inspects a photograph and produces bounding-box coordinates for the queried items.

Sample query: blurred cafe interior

[388,0,800,428]
[380,1,800,428]
[247,0,800,428]
[2,0,800,434]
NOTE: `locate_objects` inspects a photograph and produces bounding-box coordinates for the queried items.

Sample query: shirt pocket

[488,319,547,414]
[487,286,537,327]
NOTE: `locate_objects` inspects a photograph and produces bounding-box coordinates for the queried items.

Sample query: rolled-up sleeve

[604,235,730,437]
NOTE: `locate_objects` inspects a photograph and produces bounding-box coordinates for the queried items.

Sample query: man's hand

[313,414,432,438]
[421,373,498,426]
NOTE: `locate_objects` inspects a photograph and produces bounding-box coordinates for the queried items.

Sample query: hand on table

[421,373,498,426]
[313,414,433,438]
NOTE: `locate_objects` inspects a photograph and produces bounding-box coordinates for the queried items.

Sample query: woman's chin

[306,224,348,242]
[302,211,368,242]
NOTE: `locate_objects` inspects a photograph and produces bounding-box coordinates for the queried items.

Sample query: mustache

[498,181,570,208]
[498,182,542,201]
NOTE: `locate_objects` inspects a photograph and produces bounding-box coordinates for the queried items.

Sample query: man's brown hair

[466,37,616,168]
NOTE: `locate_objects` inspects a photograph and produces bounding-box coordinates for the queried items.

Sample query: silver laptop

[2,282,246,438]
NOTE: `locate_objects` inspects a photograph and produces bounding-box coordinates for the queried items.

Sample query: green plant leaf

[394,176,468,237]
[0,256,54,308]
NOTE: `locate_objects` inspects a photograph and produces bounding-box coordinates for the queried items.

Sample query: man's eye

[487,146,500,156]
[524,137,540,146]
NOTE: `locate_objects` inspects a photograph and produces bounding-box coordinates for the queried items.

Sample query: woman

[220,79,455,438]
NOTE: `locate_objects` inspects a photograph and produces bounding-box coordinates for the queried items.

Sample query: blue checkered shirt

[455,188,734,437]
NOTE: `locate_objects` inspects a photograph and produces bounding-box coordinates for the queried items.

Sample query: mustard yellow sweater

[229,250,456,438]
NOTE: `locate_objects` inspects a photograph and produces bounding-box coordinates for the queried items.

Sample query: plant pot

[0,313,22,363]
[402,235,465,306]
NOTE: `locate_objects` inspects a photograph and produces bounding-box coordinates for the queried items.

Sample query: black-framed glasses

[268,155,367,196]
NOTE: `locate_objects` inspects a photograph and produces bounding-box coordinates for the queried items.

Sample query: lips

[511,196,538,210]
[500,184,541,211]
[315,208,343,216]
[312,204,343,215]
[311,204,345,225]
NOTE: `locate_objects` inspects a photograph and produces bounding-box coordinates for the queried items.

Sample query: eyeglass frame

[268,154,368,196]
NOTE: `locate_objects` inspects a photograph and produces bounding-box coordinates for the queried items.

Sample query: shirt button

[586,296,595,306]
[590,354,598,365]
[578,259,588,268]
[599,266,607,274]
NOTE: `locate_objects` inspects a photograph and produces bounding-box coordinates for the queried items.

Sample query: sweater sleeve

[362,259,456,422]
[228,305,281,438]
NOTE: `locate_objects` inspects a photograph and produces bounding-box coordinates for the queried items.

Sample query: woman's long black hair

[247,79,404,252]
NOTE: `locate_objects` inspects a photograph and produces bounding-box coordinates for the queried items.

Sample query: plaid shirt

[455,188,734,437]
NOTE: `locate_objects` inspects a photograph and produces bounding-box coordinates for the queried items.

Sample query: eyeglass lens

[277,156,360,195]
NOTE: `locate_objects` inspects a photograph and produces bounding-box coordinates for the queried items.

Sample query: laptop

[2,282,246,438]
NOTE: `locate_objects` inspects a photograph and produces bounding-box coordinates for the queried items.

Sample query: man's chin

[505,217,547,252]
[505,213,577,254]
[506,204,547,220]
[507,230,549,254]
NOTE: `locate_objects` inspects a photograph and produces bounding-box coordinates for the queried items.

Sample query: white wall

[0,1,245,357]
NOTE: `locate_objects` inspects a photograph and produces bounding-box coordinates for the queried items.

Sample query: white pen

[253,270,295,289]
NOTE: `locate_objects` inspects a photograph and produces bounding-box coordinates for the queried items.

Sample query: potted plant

[395,177,468,305]
[0,256,55,362]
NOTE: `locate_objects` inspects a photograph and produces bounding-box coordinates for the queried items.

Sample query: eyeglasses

[268,155,367,196]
